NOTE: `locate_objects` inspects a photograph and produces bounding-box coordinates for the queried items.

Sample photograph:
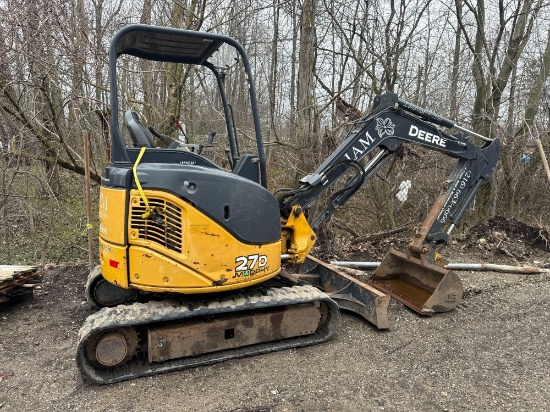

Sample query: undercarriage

[77,275,340,384]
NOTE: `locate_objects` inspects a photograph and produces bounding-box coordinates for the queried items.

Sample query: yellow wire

[132,147,153,219]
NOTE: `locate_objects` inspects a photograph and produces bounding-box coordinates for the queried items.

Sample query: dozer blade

[294,255,390,329]
[369,248,463,315]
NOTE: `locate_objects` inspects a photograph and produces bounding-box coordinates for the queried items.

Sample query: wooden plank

[0,266,42,302]
[0,265,38,273]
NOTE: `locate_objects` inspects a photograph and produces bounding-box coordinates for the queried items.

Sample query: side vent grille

[130,197,183,253]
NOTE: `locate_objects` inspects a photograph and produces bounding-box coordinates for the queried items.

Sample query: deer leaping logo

[375,118,395,138]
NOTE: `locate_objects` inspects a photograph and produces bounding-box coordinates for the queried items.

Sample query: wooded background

[1,0,549,264]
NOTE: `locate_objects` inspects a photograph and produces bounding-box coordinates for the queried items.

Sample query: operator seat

[125,111,155,148]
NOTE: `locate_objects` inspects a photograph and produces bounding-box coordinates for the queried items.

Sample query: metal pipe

[446,263,547,274]
[454,124,495,142]
[446,223,456,236]
[329,260,549,274]
[330,261,380,269]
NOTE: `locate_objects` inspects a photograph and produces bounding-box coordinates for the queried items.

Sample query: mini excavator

[77,25,500,383]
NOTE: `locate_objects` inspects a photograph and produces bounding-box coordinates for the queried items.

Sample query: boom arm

[279,93,500,262]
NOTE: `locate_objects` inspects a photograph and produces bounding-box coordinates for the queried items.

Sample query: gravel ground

[1,236,549,411]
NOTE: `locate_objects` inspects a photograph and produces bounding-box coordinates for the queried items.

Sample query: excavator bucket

[369,248,463,315]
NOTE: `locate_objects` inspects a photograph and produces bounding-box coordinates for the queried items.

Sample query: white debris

[396,180,412,202]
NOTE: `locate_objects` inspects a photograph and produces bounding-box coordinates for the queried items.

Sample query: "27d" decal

[235,254,268,272]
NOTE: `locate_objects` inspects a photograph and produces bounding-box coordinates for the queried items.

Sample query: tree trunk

[469,0,489,136]
[520,26,550,134]
[164,1,185,137]
[267,0,280,161]
[289,2,299,142]
[457,0,542,217]
[163,0,206,138]
[296,0,317,180]
[140,0,153,123]
[501,26,550,212]
[449,0,462,119]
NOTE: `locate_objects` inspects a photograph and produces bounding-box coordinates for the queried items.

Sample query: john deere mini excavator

[77,25,500,384]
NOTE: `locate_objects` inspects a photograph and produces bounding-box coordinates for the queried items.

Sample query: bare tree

[501,26,550,213]
[296,0,318,179]
[457,0,542,137]
[163,0,207,137]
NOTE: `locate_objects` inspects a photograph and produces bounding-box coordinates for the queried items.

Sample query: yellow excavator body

[99,187,282,294]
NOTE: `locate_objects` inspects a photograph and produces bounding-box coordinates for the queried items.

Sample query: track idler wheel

[86,327,139,368]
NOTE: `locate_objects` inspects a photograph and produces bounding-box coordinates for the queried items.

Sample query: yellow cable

[132,147,153,219]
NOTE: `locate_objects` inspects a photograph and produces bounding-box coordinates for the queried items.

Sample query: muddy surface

[1,218,549,411]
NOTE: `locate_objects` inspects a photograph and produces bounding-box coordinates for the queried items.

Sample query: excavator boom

[278,93,500,314]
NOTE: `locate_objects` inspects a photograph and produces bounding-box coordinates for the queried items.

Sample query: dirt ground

[1,218,549,412]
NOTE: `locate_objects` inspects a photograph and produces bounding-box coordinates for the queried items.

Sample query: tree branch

[8,150,101,184]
